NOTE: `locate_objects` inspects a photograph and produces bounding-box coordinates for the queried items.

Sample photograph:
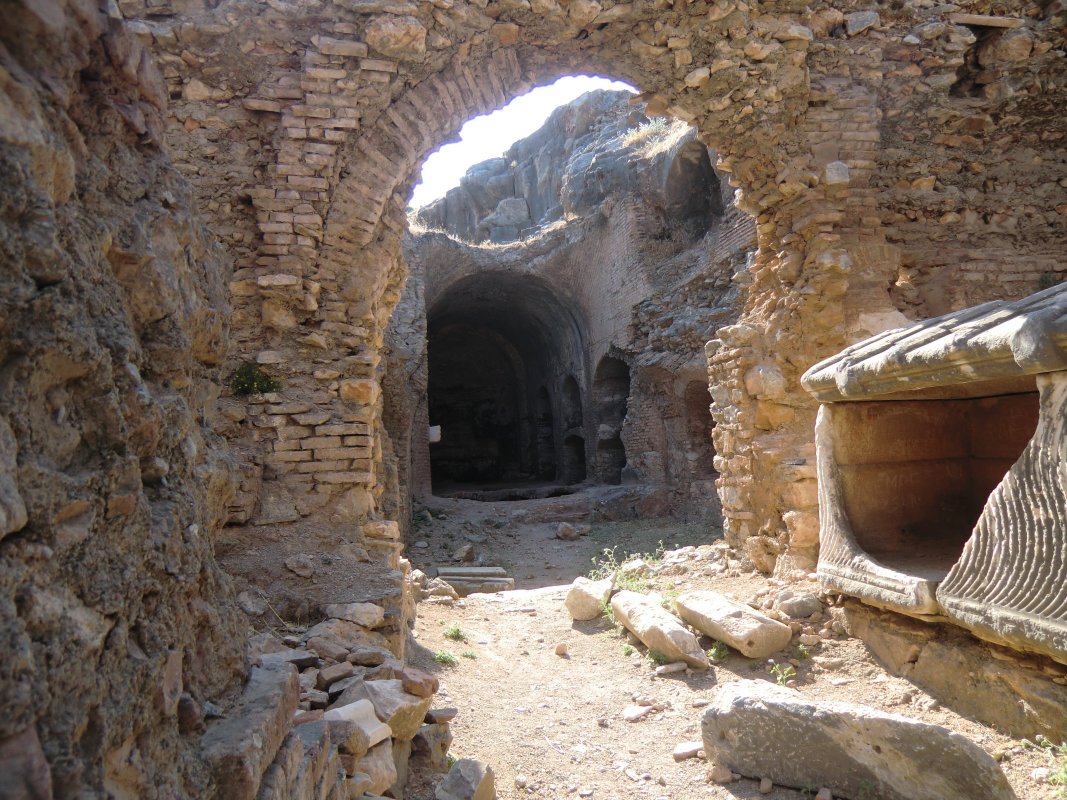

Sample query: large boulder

[702,681,1017,800]
[610,591,709,670]
[564,577,614,621]
[674,591,792,658]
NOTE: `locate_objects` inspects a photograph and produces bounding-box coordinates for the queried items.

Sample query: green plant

[660,587,680,610]
[769,661,797,686]
[1027,737,1067,797]
[622,644,635,656]
[794,644,811,660]
[461,650,477,660]
[434,650,458,666]
[588,541,666,595]
[229,362,280,396]
[706,641,729,663]
[647,649,671,666]
[1038,271,1064,291]
[600,600,617,625]
[446,754,458,769]
[443,625,467,642]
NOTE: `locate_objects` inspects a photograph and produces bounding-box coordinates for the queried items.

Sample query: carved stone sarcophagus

[802,284,1067,664]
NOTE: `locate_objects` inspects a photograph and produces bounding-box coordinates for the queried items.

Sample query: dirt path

[402,493,1060,800]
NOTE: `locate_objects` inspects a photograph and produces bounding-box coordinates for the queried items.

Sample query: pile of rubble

[200,600,496,800]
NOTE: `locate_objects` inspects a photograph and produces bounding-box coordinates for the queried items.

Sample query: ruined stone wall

[123,0,1066,577]
[0,3,246,795]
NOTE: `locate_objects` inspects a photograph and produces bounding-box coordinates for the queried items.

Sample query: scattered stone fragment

[708,765,735,783]
[556,522,581,540]
[555,642,569,657]
[348,646,394,667]
[306,637,349,663]
[759,777,773,794]
[815,789,833,800]
[701,680,1017,800]
[623,705,652,722]
[775,589,824,619]
[317,661,354,689]
[565,576,614,621]
[673,741,703,761]
[654,661,687,676]
[611,591,709,670]
[674,591,791,659]
[454,544,475,562]
[436,758,496,800]
[284,554,315,578]
[352,679,434,740]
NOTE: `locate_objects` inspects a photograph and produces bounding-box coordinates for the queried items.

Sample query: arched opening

[593,355,630,484]
[562,434,587,485]
[684,380,717,475]
[426,271,584,495]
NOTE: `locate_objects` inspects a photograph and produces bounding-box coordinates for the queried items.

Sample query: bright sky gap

[408,75,638,209]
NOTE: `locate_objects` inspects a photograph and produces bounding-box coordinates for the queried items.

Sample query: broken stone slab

[322,698,392,756]
[564,576,614,621]
[322,602,385,628]
[435,567,509,578]
[444,578,515,597]
[610,591,709,670]
[701,680,1017,800]
[341,679,433,740]
[200,661,299,800]
[674,591,792,659]
[435,758,496,800]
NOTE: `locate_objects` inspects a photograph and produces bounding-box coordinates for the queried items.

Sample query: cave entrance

[684,380,717,475]
[593,356,630,484]
[427,271,585,497]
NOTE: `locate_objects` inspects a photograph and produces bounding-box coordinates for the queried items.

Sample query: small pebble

[708,765,734,784]
[815,788,833,800]
[759,777,773,794]
[555,642,569,657]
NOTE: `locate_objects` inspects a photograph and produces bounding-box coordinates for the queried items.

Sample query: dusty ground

[401,489,1064,800]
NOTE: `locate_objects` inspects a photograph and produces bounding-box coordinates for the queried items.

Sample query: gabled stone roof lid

[802,283,1067,401]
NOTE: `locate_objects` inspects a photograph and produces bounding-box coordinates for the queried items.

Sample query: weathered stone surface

[774,589,823,619]
[675,591,791,658]
[564,577,614,621]
[611,591,709,669]
[359,739,398,795]
[201,662,299,800]
[412,723,453,772]
[322,602,386,628]
[702,681,1016,800]
[435,758,496,800]
[0,727,52,800]
[303,618,390,652]
[344,679,433,740]
[323,699,392,756]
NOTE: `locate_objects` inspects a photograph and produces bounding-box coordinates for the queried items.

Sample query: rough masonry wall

[0,3,244,796]
[122,0,1067,577]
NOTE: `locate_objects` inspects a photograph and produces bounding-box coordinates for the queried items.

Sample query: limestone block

[702,681,1016,800]
[358,740,397,795]
[365,15,426,60]
[412,723,453,772]
[674,591,791,658]
[323,699,391,756]
[345,679,433,740]
[610,591,709,669]
[435,758,496,800]
[200,662,299,800]
[303,618,390,652]
[564,577,614,621]
[322,602,386,628]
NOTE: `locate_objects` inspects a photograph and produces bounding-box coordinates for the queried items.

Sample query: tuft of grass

[622,117,669,148]
[706,641,730,663]
[443,625,467,642]
[623,644,635,657]
[588,541,667,595]
[600,599,617,625]
[434,650,458,666]
[461,650,477,660]
[794,644,811,660]
[1025,737,1067,797]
